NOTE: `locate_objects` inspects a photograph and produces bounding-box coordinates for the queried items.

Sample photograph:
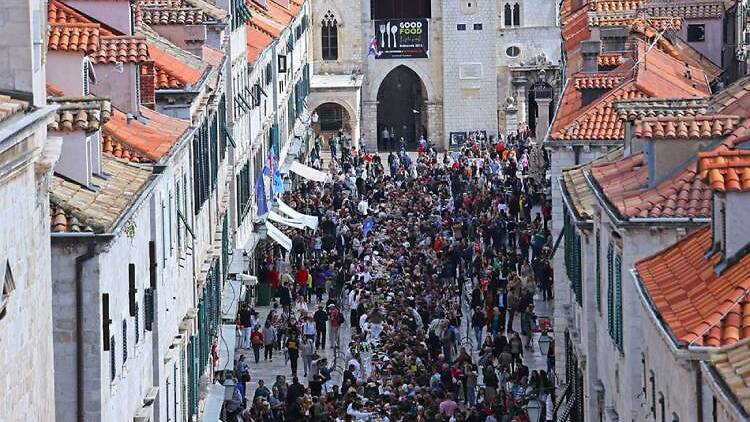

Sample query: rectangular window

[564,209,583,305]
[102,293,110,350]
[371,0,431,19]
[687,24,706,42]
[473,23,483,30]
[457,24,467,31]
[278,55,288,73]
[659,392,666,422]
[614,254,623,349]
[650,370,656,417]
[128,263,137,317]
[607,243,614,337]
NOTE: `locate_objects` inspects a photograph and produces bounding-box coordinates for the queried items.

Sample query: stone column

[361,100,378,152]
[426,101,444,150]
[511,76,529,128]
[505,106,519,134]
[535,97,552,140]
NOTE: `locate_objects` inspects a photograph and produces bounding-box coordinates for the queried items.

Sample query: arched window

[512,3,520,26]
[321,11,338,61]
[504,3,512,26]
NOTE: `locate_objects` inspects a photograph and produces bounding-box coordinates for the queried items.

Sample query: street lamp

[527,395,543,422]
[223,377,235,401]
[538,330,553,356]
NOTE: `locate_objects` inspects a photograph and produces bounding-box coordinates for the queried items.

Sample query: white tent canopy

[290,161,330,183]
[265,221,292,251]
[268,210,306,230]
[278,198,319,230]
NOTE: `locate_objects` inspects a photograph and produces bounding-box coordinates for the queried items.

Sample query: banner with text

[373,19,429,59]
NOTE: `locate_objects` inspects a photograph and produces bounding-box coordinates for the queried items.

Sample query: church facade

[307,0,562,151]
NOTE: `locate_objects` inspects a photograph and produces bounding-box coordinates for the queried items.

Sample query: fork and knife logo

[379,22,399,49]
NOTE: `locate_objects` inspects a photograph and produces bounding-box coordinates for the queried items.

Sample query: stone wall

[0,130,57,422]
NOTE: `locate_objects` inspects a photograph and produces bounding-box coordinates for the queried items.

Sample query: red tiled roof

[103,107,189,160]
[588,14,682,30]
[598,52,626,68]
[103,133,150,163]
[590,152,714,218]
[202,45,224,67]
[91,35,150,64]
[561,6,591,54]
[636,227,750,347]
[140,7,204,25]
[573,73,626,89]
[51,205,94,233]
[590,0,642,12]
[48,0,97,25]
[644,2,725,19]
[249,0,294,26]
[699,148,750,192]
[48,23,101,54]
[47,83,65,97]
[634,115,740,140]
[148,43,202,88]
[247,24,274,63]
[551,42,710,141]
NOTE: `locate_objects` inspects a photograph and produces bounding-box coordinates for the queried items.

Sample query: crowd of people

[226,130,556,421]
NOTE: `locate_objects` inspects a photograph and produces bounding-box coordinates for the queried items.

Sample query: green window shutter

[181,349,187,422]
[595,230,601,312]
[134,302,140,344]
[607,243,614,338]
[615,254,623,350]
[574,234,582,305]
[110,336,116,381]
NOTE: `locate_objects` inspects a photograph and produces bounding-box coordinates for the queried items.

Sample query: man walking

[313,304,328,350]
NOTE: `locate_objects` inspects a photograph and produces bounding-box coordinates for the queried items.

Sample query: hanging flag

[273,169,284,195]
[367,36,381,57]
[362,216,375,237]
[255,171,268,216]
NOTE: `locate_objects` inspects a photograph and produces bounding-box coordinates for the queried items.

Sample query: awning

[227,249,249,275]
[265,221,292,251]
[201,383,225,422]
[268,210,306,230]
[278,198,319,230]
[290,161,330,183]
[216,324,238,373]
[221,279,244,322]
[280,137,303,175]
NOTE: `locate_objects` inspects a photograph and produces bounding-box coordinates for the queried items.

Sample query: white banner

[265,221,293,251]
[278,198,319,230]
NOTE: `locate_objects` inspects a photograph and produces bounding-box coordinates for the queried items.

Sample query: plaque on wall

[373,19,429,59]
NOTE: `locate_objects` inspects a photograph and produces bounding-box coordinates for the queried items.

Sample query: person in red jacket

[268,265,281,297]
[296,264,309,300]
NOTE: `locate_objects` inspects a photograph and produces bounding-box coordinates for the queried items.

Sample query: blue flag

[363,217,374,237]
[255,171,268,216]
[273,169,284,195]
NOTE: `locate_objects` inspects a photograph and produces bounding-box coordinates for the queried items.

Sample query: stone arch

[307,96,359,144]
[366,62,436,103]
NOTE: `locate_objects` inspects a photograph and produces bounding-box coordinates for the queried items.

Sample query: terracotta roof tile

[590,0,642,12]
[589,153,714,218]
[588,14,681,30]
[0,94,29,124]
[698,148,750,193]
[636,227,750,347]
[50,155,153,233]
[48,0,95,25]
[598,52,626,68]
[247,24,275,63]
[50,205,94,233]
[48,23,101,54]
[561,6,591,53]
[47,83,66,97]
[573,73,626,89]
[140,7,204,25]
[91,36,150,64]
[202,45,224,67]
[561,147,624,220]
[47,96,113,132]
[711,339,750,415]
[634,115,740,140]
[102,134,150,163]
[644,1,725,19]
[103,107,189,161]
[147,42,203,88]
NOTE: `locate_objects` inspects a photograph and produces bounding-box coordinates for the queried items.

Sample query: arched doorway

[528,82,554,137]
[377,65,428,151]
[313,102,352,140]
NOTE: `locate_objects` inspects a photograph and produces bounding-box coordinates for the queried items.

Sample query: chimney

[581,40,602,73]
[0,0,46,106]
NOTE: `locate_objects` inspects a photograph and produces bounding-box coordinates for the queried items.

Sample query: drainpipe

[75,244,98,422]
[695,361,704,422]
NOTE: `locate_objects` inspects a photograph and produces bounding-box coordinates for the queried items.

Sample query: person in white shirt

[346,402,373,420]
[347,356,361,380]
[302,317,316,342]
[357,198,369,216]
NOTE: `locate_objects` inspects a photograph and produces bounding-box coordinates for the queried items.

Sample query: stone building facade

[0,1,60,421]
[308,0,561,151]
